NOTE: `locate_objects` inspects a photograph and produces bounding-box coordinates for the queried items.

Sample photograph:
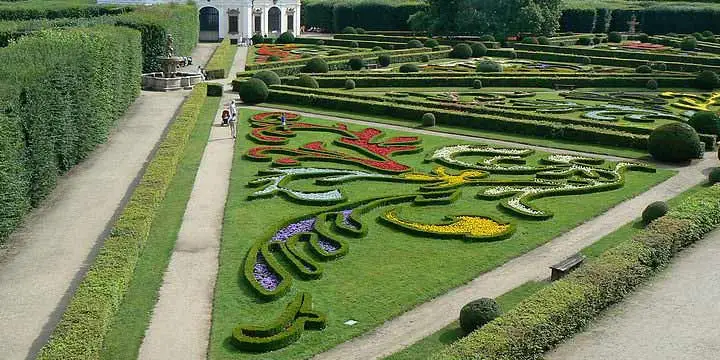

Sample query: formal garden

[2,0,720,360]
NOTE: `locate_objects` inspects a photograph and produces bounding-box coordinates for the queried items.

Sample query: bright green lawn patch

[384,281,548,360]
[99,96,220,360]
[206,38,237,79]
[209,110,673,359]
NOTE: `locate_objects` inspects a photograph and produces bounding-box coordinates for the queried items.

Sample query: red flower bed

[621,41,669,51]
[255,44,302,63]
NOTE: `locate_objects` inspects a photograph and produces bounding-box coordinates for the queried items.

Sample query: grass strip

[206,38,238,79]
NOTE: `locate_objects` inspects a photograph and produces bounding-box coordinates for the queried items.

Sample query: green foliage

[424,38,439,48]
[372,45,383,51]
[399,63,420,73]
[422,113,436,127]
[302,57,330,73]
[206,83,224,97]
[205,38,236,79]
[608,31,622,43]
[696,70,720,90]
[450,43,472,59]
[0,1,130,21]
[473,79,483,89]
[688,111,720,135]
[276,31,296,44]
[646,79,658,90]
[479,34,495,42]
[680,36,697,51]
[648,123,704,162]
[344,79,356,89]
[459,298,502,334]
[642,201,669,224]
[537,36,550,45]
[252,33,264,44]
[269,55,281,62]
[470,42,487,57]
[636,65,652,74]
[342,26,357,34]
[652,62,667,71]
[304,0,425,32]
[420,54,430,62]
[709,168,720,184]
[316,39,325,46]
[296,74,320,88]
[522,36,539,44]
[476,60,503,73]
[576,36,593,46]
[407,39,423,48]
[253,70,282,86]
[356,27,366,34]
[239,79,270,104]
[348,57,366,70]
[378,54,392,67]
[37,83,208,360]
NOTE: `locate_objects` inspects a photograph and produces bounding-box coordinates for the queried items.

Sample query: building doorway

[199,7,220,42]
[268,7,281,34]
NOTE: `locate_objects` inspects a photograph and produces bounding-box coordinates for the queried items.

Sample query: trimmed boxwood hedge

[37,83,209,360]
[205,38,235,79]
[434,183,720,360]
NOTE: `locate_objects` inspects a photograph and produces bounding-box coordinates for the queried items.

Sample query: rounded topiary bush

[302,57,329,73]
[576,37,593,46]
[608,31,622,43]
[328,49,344,56]
[251,33,264,44]
[399,63,420,73]
[252,70,281,86]
[372,46,383,52]
[696,70,720,90]
[424,39,439,48]
[276,31,295,44]
[378,54,391,67]
[316,39,325,46]
[473,79,483,89]
[420,54,430,62]
[348,57,366,70]
[637,33,650,43]
[476,60,503,73]
[652,62,667,71]
[508,51,518,59]
[688,111,720,135]
[459,298,502,334]
[296,74,319,88]
[646,79,659,90]
[681,36,697,51]
[407,39,423,48]
[479,34,495,42]
[580,56,591,65]
[356,27,366,34]
[648,122,704,162]
[703,30,715,38]
[450,43,473,59]
[422,113,436,127]
[470,42,487,57]
[350,41,359,48]
[692,32,704,40]
[537,36,550,45]
[344,79,356,90]
[238,78,269,104]
[709,168,720,184]
[268,55,281,62]
[642,201,669,224]
[636,65,652,74]
[522,37,539,44]
[341,26,357,34]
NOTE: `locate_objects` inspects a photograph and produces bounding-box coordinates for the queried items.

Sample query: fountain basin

[142,72,203,91]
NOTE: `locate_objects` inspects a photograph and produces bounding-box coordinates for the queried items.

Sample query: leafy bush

[420,54,430,62]
[473,79,483,89]
[508,51,518,59]
[422,113,436,127]
[372,45,383,51]
[252,70,282,86]
[269,55,282,62]
[239,78,269,104]
[648,123,704,162]
[459,298,502,334]
[709,168,720,184]
[477,60,503,73]
[450,43,473,59]
[696,70,720,90]
[348,57,366,70]
[378,54,391,67]
[276,31,295,44]
[688,111,720,135]
[470,42,488,57]
[399,63,420,73]
[356,27,366,34]
[297,74,320,88]
[252,33,264,44]
[642,201,669,224]
[522,37,539,44]
[425,39,439,48]
[302,57,329,73]
[636,65,652,74]
[608,31,622,43]
[316,39,325,46]
[703,30,714,38]
[341,26,357,34]
[692,32,704,40]
[206,83,223,97]
[479,34,495,42]
[680,36,697,51]
[637,33,649,43]
[652,62,667,71]
[345,79,356,89]
[646,79,658,90]
[407,39,423,48]
[328,49,344,56]
[580,56,591,65]
[537,36,550,45]
[576,37,593,46]
[350,41,359,48]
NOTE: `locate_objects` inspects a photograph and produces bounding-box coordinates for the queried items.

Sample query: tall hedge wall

[561,5,720,34]
[0,1,132,21]
[302,0,427,32]
[0,25,142,242]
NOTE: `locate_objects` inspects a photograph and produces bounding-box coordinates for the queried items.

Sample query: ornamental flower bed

[621,41,669,51]
[255,44,302,63]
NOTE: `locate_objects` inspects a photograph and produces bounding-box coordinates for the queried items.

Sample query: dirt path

[0,45,216,360]
[137,46,247,360]
[244,106,716,360]
[546,228,720,360]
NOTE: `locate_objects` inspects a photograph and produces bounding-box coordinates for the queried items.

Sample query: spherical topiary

[652,62,667,71]
[420,54,430,62]
[252,70,281,86]
[608,31,622,43]
[522,36,539,44]
[648,122,704,162]
[688,111,720,135]
[407,39,423,48]
[424,39,439,48]
[537,36,550,45]
[344,79,356,90]
[709,168,720,184]
[580,56,592,65]
[479,34,495,42]
[372,46,383,52]
[422,113,436,127]
[696,70,720,90]
[302,57,329,73]
[296,74,319,88]
[378,54,391,67]
[356,27,366,34]
[268,55,281,62]
[642,201,669,224]
[692,32,704,40]
[646,79,659,90]
[350,41,359,48]
[472,79,483,89]
[680,36,697,51]
[238,78,269,104]
[316,39,325,46]
[341,26,357,34]
[450,43,473,59]
[459,298,502,334]
[702,30,715,38]
[251,33,264,44]
[399,63,420,73]
[636,65,652,74]
[508,51,518,59]
[348,57,366,70]
[476,60,503,73]
[470,42,488,57]
[276,31,296,44]
[576,37,593,46]
[328,49,344,56]
[637,33,649,43]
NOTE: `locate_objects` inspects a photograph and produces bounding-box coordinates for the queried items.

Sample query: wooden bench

[554,84,576,91]
[550,253,586,281]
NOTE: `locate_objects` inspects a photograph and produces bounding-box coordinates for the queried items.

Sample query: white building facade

[97,0,301,42]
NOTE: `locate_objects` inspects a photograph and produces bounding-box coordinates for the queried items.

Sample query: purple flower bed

[253,254,280,291]
[340,209,358,229]
[318,239,340,253]
[272,218,316,242]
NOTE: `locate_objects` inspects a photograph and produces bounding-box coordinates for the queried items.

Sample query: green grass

[206,38,238,79]
[208,110,674,359]
[384,281,548,360]
[98,96,220,360]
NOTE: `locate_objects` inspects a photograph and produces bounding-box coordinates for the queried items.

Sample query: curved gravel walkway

[246,106,716,360]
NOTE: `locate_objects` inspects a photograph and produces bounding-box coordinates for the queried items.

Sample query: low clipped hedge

[434,183,720,360]
[205,38,236,79]
[37,83,209,359]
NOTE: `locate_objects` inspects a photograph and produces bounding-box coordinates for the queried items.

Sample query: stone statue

[627,14,640,34]
[166,34,175,57]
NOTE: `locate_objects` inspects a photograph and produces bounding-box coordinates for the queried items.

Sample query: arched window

[268,7,281,34]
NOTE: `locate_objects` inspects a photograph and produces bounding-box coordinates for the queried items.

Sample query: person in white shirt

[229,100,238,139]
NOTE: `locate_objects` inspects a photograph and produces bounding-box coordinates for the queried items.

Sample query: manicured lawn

[99,96,221,360]
[208,110,674,359]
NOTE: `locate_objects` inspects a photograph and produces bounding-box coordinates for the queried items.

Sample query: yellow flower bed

[385,211,510,238]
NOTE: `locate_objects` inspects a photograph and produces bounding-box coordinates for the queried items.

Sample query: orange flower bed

[255,44,302,63]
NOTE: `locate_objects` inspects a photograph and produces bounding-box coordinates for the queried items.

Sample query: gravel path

[137,46,246,360]
[245,106,717,360]
[546,228,720,360]
[0,44,215,360]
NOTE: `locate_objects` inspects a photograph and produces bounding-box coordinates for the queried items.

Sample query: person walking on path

[280,112,287,128]
[229,100,237,139]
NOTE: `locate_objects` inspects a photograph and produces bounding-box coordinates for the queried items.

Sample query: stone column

[281,7,287,33]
